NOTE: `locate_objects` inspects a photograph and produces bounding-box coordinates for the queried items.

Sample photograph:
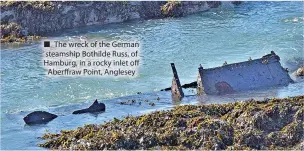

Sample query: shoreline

[0,1,241,43]
[39,95,304,150]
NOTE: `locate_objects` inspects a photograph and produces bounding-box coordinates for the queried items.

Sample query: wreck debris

[223,61,228,66]
[160,81,197,91]
[197,65,205,95]
[164,52,293,95]
[161,65,196,91]
[170,63,184,98]
[72,99,105,114]
[23,111,57,125]
[181,81,197,89]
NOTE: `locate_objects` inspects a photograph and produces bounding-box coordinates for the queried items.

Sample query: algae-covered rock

[0,22,26,42]
[0,22,43,43]
[161,1,183,17]
[38,95,304,150]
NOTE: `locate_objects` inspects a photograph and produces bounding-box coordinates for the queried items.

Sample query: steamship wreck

[169,51,293,97]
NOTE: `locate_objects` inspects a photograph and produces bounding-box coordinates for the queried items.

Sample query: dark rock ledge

[0,1,241,43]
[39,95,304,150]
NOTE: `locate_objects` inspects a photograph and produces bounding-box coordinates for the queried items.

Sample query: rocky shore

[39,95,304,150]
[0,1,241,43]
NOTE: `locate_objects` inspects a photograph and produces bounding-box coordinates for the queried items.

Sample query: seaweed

[39,95,304,150]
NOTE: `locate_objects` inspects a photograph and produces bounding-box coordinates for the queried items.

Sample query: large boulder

[23,111,57,125]
[72,99,105,114]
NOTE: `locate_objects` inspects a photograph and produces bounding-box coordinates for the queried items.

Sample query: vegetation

[0,1,55,11]
[161,1,183,17]
[0,22,42,43]
[39,95,304,150]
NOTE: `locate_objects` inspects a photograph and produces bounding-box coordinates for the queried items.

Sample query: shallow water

[1,2,303,149]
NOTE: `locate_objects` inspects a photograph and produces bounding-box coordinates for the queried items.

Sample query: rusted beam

[197,65,205,95]
[171,63,184,98]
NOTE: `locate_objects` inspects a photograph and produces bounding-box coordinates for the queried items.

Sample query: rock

[0,22,26,42]
[23,111,57,125]
[39,95,304,150]
[161,1,183,17]
[72,99,105,114]
[295,66,304,76]
[0,1,232,38]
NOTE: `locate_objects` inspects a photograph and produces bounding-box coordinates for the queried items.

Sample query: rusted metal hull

[197,51,293,95]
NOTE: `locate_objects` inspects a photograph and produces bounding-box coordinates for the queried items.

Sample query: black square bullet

[44,41,50,47]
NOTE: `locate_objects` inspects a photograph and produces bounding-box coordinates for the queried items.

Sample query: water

[1,2,303,149]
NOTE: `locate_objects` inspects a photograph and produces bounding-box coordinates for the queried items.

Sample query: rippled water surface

[1,2,303,149]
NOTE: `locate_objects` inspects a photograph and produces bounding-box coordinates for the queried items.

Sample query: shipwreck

[170,51,293,97]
